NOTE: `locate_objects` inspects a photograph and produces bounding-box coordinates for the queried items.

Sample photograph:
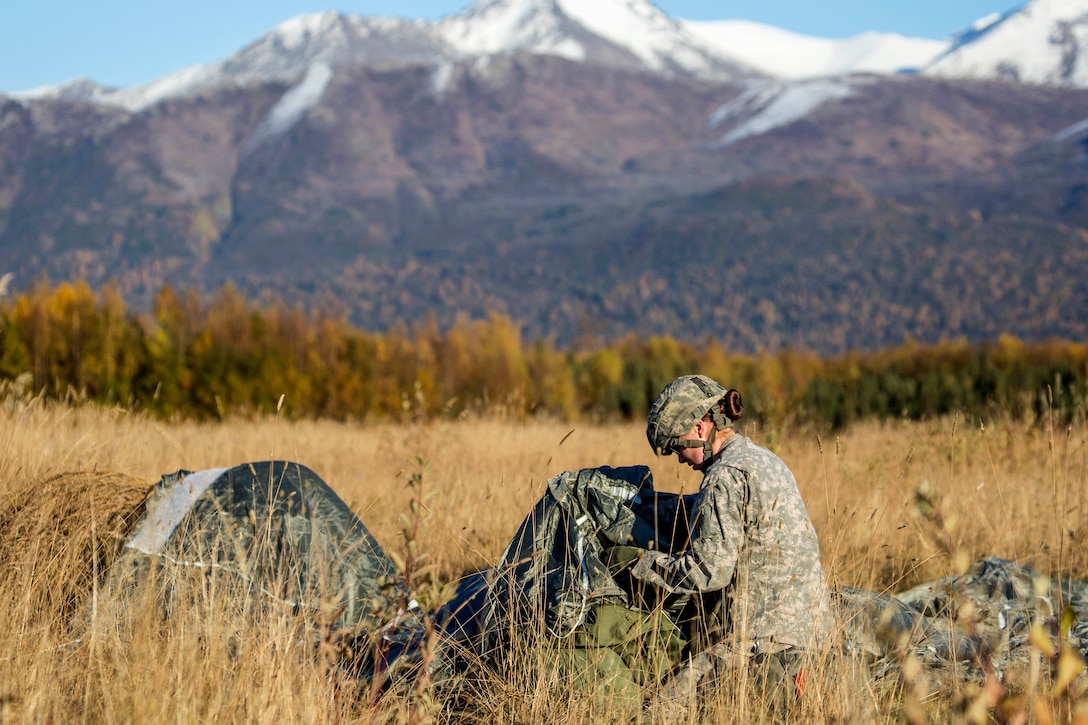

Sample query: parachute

[440,464,1088,698]
[838,556,1088,682]
[435,465,694,702]
[115,461,409,628]
[106,460,1088,699]
[109,460,425,683]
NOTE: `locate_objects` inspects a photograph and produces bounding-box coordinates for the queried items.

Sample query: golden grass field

[2,389,1087,723]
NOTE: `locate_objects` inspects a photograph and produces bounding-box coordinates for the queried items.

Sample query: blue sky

[1,0,1017,93]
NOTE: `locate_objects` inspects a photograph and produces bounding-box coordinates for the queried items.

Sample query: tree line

[1,279,1084,429]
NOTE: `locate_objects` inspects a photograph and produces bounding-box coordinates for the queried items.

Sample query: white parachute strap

[377,599,421,643]
[141,551,305,610]
[546,514,593,640]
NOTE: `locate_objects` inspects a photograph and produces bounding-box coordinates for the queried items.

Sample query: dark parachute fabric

[433,465,694,704]
[480,465,677,639]
[111,461,424,681]
[106,459,1088,700]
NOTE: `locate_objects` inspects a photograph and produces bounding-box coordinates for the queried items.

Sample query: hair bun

[723,389,744,421]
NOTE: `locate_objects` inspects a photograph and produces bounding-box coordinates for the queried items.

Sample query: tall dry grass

[1,388,1086,722]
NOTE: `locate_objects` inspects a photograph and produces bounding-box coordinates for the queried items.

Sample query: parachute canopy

[118,460,412,632]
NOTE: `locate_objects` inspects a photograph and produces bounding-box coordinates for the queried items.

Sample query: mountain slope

[224,173,1088,353]
[3,54,1088,353]
[682,20,948,79]
[926,0,1088,85]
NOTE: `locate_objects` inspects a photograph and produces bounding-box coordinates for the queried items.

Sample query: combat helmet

[646,375,738,460]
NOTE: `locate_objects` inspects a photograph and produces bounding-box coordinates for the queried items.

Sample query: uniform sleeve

[629,466,745,594]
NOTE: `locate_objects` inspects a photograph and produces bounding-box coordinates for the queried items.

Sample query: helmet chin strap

[673,409,731,460]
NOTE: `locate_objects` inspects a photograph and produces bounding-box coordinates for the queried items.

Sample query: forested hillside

[3,61,1087,354]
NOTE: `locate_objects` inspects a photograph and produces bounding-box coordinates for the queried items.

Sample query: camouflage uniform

[630,434,830,652]
[637,375,831,655]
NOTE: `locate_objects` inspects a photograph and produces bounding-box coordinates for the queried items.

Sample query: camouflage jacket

[630,434,830,651]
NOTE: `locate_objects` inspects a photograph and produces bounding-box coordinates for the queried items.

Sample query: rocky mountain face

[1,0,1087,354]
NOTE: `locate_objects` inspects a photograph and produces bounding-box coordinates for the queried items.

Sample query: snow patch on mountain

[437,0,729,77]
[429,58,458,94]
[11,66,221,112]
[1054,115,1088,140]
[223,12,441,80]
[552,0,723,76]
[243,62,333,153]
[110,65,224,111]
[439,0,587,62]
[683,20,948,79]
[11,77,119,104]
[926,0,1088,86]
[709,78,856,145]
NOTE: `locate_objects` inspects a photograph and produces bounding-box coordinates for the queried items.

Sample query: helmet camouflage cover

[646,375,727,455]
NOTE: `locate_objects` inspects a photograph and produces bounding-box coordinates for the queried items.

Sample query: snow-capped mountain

[12,77,119,104]
[925,0,1088,85]
[14,12,448,111]
[683,21,948,80]
[438,0,741,78]
[5,1,1088,354]
[15,0,1088,117]
[11,0,955,112]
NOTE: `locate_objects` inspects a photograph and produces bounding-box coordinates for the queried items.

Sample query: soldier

[636,374,831,704]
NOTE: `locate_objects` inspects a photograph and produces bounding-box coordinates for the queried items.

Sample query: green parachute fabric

[112,460,423,676]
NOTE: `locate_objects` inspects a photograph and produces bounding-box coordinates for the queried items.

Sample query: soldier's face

[675,445,703,468]
[674,421,710,470]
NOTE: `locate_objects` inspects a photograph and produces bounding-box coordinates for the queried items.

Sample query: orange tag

[794,668,808,699]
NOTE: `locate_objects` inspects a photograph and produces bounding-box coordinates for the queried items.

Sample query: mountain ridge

[927,0,1088,85]
[15,0,1072,113]
[3,54,1087,353]
[2,0,1088,355]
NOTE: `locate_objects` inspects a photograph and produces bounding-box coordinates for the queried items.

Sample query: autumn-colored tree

[0,280,1084,428]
